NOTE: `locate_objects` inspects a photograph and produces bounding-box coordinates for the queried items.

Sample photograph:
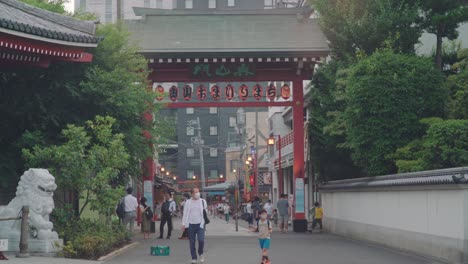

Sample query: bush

[52,207,128,259]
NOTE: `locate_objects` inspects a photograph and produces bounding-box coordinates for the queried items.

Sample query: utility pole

[196,117,206,197]
[255,108,259,197]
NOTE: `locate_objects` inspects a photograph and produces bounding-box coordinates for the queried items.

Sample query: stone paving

[3,216,444,264]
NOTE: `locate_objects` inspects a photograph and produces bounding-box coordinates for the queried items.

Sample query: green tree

[447,49,468,119]
[394,118,468,172]
[22,116,128,217]
[20,0,67,14]
[419,0,468,70]
[309,61,363,181]
[310,0,421,60]
[345,51,447,176]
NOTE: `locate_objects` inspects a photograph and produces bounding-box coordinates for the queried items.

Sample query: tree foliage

[23,116,128,217]
[446,49,468,119]
[344,51,447,176]
[394,118,468,172]
[311,0,421,60]
[20,0,67,14]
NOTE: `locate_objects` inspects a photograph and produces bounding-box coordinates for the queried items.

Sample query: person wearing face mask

[250,209,273,264]
[182,188,208,264]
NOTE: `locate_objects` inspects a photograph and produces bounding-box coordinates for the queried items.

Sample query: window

[144,0,150,7]
[186,108,194,114]
[105,0,112,23]
[209,170,219,178]
[187,170,194,179]
[210,148,218,157]
[79,0,86,11]
[186,126,195,136]
[230,159,239,171]
[156,0,163,8]
[209,107,218,114]
[264,0,274,9]
[185,0,193,8]
[186,148,195,158]
[209,0,216,8]
[229,116,236,127]
[227,0,235,7]
[210,126,218,135]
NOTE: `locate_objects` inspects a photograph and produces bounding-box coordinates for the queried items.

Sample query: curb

[97,242,139,262]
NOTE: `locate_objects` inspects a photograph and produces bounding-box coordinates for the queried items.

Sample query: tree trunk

[435,26,443,70]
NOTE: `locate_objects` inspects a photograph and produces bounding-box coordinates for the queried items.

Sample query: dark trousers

[312,218,323,230]
[181,228,188,238]
[159,214,173,237]
[188,223,205,260]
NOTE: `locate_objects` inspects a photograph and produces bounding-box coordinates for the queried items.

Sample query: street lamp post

[268,135,282,195]
[233,169,239,232]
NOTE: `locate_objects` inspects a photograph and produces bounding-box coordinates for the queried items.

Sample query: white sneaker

[190,260,197,264]
[199,255,205,263]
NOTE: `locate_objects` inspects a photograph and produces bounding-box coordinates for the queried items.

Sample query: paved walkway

[4,216,444,264]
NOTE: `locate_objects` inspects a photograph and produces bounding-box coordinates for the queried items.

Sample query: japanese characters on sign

[192,63,255,78]
[152,83,289,102]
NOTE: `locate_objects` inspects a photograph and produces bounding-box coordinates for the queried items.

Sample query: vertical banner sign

[169,85,178,101]
[210,84,221,100]
[281,83,291,100]
[266,83,276,101]
[225,84,234,100]
[239,84,249,100]
[156,85,165,101]
[143,180,153,212]
[295,178,305,213]
[183,84,192,101]
[197,85,207,100]
[253,84,262,101]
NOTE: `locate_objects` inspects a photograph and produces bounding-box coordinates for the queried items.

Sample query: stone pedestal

[6,239,63,254]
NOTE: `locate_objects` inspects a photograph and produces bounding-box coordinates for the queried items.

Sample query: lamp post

[268,135,282,195]
[233,169,239,232]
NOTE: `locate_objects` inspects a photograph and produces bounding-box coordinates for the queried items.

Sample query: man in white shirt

[159,192,176,239]
[182,188,207,264]
[263,200,273,218]
[122,187,138,237]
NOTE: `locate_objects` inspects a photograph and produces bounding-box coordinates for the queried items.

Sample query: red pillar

[292,79,307,232]
[142,111,155,216]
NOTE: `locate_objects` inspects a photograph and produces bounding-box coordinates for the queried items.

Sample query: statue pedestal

[6,238,63,254]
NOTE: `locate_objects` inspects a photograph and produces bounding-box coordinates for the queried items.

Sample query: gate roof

[127,7,328,59]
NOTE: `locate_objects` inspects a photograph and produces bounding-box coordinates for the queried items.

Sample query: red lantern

[169,85,178,101]
[211,85,221,100]
[239,84,249,101]
[183,85,192,101]
[197,85,207,100]
[249,175,254,186]
[156,85,165,101]
[253,84,262,101]
[281,84,291,99]
[266,83,276,101]
[225,84,234,100]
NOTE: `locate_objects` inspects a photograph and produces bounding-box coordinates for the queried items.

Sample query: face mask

[194,192,201,199]
[260,214,267,220]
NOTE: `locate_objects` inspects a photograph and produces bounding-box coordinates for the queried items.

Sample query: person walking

[250,209,273,264]
[182,188,208,264]
[122,187,138,238]
[159,192,176,239]
[252,196,261,222]
[276,194,290,233]
[140,197,152,239]
[246,200,254,227]
[223,202,231,223]
[263,200,273,219]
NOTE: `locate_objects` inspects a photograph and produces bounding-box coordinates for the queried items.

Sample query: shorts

[258,238,271,249]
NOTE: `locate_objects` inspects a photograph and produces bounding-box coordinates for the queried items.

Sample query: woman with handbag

[140,197,152,239]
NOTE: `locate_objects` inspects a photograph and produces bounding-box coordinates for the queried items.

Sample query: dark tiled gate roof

[0,0,100,45]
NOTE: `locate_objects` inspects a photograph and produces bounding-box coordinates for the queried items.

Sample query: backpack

[116,197,125,219]
[255,219,271,232]
[161,200,173,215]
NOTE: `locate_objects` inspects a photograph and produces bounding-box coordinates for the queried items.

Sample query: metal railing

[0,206,29,258]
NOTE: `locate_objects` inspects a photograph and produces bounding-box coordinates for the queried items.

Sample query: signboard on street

[295,178,305,213]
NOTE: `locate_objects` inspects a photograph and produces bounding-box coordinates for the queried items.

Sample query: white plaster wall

[323,189,465,240]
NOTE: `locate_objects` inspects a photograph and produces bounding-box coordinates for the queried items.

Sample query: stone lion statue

[0,168,59,240]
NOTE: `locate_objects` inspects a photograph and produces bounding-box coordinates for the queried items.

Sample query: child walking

[312,202,324,232]
[251,209,273,264]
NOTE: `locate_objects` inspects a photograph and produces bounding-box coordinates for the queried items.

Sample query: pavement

[3,216,444,264]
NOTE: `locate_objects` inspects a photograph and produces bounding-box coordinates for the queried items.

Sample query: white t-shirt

[246,202,253,214]
[223,205,230,214]
[263,203,273,215]
[124,194,138,212]
[188,199,203,224]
